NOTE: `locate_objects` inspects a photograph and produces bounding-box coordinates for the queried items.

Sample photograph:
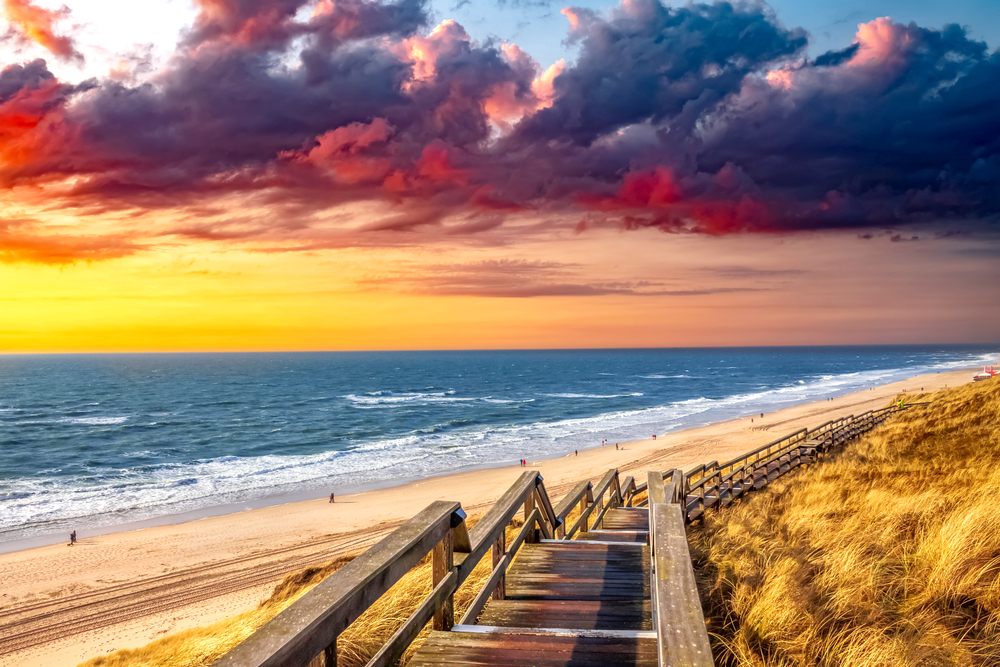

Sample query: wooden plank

[432,527,454,630]
[565,492,596,538]
[573,530,647,544]
[477,599,652,630]
[452,625,656,639]
[468,471,537,554]
[492,531,506,601]
[620,476,635,506]
[651,503,714,667]
[215,501,460,667]
[507,508,541,562]
[366,569,458,667]
[647,471,666,506]
[458,555,508,626]
[552,480,591,530]
[534,481,563,535]
[407,631,658,667]
[592,469,618,509]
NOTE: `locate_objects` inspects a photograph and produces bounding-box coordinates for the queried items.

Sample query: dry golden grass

[77,518,522,667]
[689,379,1000,667]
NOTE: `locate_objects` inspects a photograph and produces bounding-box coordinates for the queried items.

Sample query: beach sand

[0,367,973,667]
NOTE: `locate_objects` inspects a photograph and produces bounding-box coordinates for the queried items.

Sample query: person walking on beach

[575,450,578,456]
[615,443,618,450]
[329,492,335,503]
[69,531,76,546]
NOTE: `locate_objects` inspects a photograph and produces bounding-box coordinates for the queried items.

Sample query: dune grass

[78,518,521,667]
[689,379,1000,667]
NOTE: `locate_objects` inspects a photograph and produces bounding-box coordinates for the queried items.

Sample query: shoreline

[0,365,979,667]
[2,357,987,555]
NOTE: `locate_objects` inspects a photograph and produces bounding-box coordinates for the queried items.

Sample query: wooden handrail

[677,406,907,523]
[650,503,714,667]
[215,501,463,667]
[553,480,591,520]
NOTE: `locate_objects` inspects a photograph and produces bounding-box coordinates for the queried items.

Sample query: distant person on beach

[652,434,656,440]
[615,443,618,450]
[575,450,578,456]
[329,493,335,503]
[69,531,76,546]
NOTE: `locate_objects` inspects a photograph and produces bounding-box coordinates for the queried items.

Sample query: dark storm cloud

[2,0,1000,264]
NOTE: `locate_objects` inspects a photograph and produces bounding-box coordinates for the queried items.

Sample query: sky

[0,0,998,352]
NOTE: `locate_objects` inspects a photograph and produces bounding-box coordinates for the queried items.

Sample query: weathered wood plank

[554,480,592,520]
[458,555,508,626]
[366,569,457,667]
[478,599,652,630]
[467,471,537,553]
[651,503,714,667]
[407,631,658,667]
[215,501,460,667]
[432,527,454,631]
[647,471,666,506]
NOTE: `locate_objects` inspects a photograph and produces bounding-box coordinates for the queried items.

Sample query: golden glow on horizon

[1,230,998,353]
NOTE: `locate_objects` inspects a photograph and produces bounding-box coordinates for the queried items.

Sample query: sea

[1,345,996,550]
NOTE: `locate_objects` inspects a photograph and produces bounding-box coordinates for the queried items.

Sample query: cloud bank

[1,0,999,261]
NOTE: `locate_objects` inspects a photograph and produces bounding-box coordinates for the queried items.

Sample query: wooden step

[477,599,652,630]
[505,543,650,600]
[600,508,650,531]
[408,630,658,666]
[574,530,648,543]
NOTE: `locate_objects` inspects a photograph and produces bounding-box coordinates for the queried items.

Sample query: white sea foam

[544,393,644,399]
[344,391,475,407]
[63,416,129,425]
[2,350,996,540]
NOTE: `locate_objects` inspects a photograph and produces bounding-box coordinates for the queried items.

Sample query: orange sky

[2,224,998,352]
[2,1,999,352]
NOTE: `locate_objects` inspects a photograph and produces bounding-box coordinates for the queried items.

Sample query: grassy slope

[689,380,1000,667]
[77,516,515,667]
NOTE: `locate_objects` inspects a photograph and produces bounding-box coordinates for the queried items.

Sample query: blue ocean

[0,346,995,547]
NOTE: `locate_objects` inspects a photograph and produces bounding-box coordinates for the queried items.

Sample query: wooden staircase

[217,404,908,667]
[408,505,656,665]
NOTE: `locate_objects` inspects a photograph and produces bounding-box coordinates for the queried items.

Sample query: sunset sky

[1,0,998,352]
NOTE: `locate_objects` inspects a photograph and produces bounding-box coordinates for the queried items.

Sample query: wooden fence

[217,403,909,667]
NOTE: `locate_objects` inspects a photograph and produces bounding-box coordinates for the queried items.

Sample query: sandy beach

[0,367,974,667]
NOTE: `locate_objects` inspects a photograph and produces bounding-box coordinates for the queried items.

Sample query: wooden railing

[217,466,633,667]
[219,403,908,667]
[642,403,909,667]
[671,405,901,522]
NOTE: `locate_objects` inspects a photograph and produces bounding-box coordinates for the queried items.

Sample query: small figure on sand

[652,434,656,440]
[329,493,335,503]
[69,531,76,546]
[615,443,619,450]
[575,450,578,456]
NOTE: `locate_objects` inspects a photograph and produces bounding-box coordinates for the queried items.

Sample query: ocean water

[1,346,996,546]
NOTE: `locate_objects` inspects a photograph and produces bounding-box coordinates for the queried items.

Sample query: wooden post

[307,641,336,667]
[433,530,454,631]
[523,491,536,543]
[580,490,592,533]
[492,532,506,600]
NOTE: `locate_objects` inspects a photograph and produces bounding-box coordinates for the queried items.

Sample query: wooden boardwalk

[216,404,908,667]
[410,508,656,667]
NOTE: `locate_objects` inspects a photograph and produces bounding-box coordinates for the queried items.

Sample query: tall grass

[78,518,520,667]
[689,380,1000,667]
